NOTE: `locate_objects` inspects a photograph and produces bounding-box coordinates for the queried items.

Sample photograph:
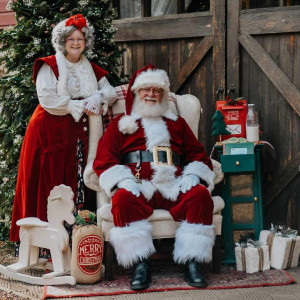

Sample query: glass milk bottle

[246,104,259,142]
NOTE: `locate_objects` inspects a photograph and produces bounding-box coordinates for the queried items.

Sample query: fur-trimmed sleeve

[180,117,215,191]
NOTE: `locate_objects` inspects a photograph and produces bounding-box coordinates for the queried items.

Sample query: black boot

[130,259,151,290]
[184,259,208,288]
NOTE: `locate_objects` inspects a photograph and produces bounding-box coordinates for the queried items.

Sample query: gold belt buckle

[153,146,173,166]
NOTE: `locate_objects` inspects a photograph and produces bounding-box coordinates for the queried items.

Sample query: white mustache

[144,97,158,101]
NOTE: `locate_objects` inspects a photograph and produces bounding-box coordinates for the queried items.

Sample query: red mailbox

[215,95,247,142]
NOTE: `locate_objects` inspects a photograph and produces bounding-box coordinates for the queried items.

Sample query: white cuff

[67,100,85,122]
[99,165,135,196]
[183,161,215,192]
[100,84,117,107]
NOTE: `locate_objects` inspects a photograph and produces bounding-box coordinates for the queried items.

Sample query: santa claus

[93,64,216,290]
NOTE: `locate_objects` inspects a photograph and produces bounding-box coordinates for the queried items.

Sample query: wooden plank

[113,12,213,41]
[0,0,10,10]
[121,42,133,77]
[131,42,145,73]
[293,33,300,157]
[0,12,16,28]
[168,40,181,86]
[249,36,263,116]
[144,40,169,71]
[240,6,300,35]
[170,35,213,92]
[211,0,225,100]
[177,0,185,14]
[261,35,280,173]
[265,152,300,208]
[239,33,300,117]
[226,0,240,95]
[278,34,294,168]
[240,45,250,100]
[141,0,151,17]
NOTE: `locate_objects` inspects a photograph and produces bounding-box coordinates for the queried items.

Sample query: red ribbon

[65,14,87,31]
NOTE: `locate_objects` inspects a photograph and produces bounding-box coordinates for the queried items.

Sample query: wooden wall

[117,38,215,150]
[0,0,16,28]
[240,32,300,231]
[113,0,226,153]
[227,3,300,232]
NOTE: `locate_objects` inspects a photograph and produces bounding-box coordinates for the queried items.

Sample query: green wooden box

[220,154,255,173]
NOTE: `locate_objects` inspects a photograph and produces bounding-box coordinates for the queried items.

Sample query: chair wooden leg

[104,241,114,281]
[212,235,221,273]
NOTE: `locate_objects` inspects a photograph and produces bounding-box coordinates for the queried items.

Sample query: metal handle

[236,161,240,166]
[254,197,258,202]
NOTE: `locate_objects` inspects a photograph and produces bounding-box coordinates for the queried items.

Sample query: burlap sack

[71,225,104,284]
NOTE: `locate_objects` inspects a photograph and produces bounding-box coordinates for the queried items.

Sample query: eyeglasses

[140,87,163,95]
[66,37,85,44]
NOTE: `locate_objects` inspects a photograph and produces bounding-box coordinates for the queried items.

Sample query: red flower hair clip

[65,14,87,31]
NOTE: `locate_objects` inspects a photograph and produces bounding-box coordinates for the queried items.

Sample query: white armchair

[84,86,225,280]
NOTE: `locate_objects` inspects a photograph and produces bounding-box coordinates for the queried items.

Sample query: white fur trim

[99,165,135,196]
[110,220,156,268]
[173,221,216,264]
[131,69,170,95]
[139,180,156,200]
[118,115,139,134]
[55,52,69,96]
[141,117,170,151]
[67,100,84,122]
[151,164,180,201]
[183,161,216,193]
[163,109,178,121]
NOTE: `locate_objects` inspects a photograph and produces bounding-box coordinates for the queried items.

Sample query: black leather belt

[121,150,184,167]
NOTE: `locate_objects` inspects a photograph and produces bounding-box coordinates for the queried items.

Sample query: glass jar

[246,104,259,142]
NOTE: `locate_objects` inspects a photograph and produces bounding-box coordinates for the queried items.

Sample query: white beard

[132,94,169,118]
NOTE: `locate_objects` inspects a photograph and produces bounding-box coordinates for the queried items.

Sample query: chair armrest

[83,161,100,192]
[212,159,224,185]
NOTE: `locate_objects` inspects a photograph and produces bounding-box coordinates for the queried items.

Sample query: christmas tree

[212,110,231,142]
[0,0,126,240]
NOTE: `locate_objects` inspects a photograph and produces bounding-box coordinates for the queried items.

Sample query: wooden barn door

[113,0,226,152]
[227,1,300,232]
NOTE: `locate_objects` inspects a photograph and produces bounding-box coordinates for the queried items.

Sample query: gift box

[259,228,300,270]
[235,241,270,274]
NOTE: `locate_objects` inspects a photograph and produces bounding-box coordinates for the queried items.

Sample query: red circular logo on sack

[77,235,103,275]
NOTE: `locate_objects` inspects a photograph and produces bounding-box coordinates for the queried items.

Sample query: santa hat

[125,64,170,116]
[119,64,170,134]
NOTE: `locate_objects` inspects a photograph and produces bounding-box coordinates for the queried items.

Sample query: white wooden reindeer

[0,184,76,285]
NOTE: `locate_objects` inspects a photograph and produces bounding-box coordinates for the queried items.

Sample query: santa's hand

[83,91,104,115]
[117,178,140,197]
[180,174,200,193]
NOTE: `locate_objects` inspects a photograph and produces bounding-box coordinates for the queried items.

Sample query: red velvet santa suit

[10,55,109,242]
[93,114,215,227]
[92,66,216,268]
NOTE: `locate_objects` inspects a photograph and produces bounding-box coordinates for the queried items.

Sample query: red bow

[65,14,87,31]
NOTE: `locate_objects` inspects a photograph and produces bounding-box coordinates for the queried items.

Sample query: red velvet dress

[10,56,107,242]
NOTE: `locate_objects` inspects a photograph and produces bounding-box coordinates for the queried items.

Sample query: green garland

[75,210,96,226]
